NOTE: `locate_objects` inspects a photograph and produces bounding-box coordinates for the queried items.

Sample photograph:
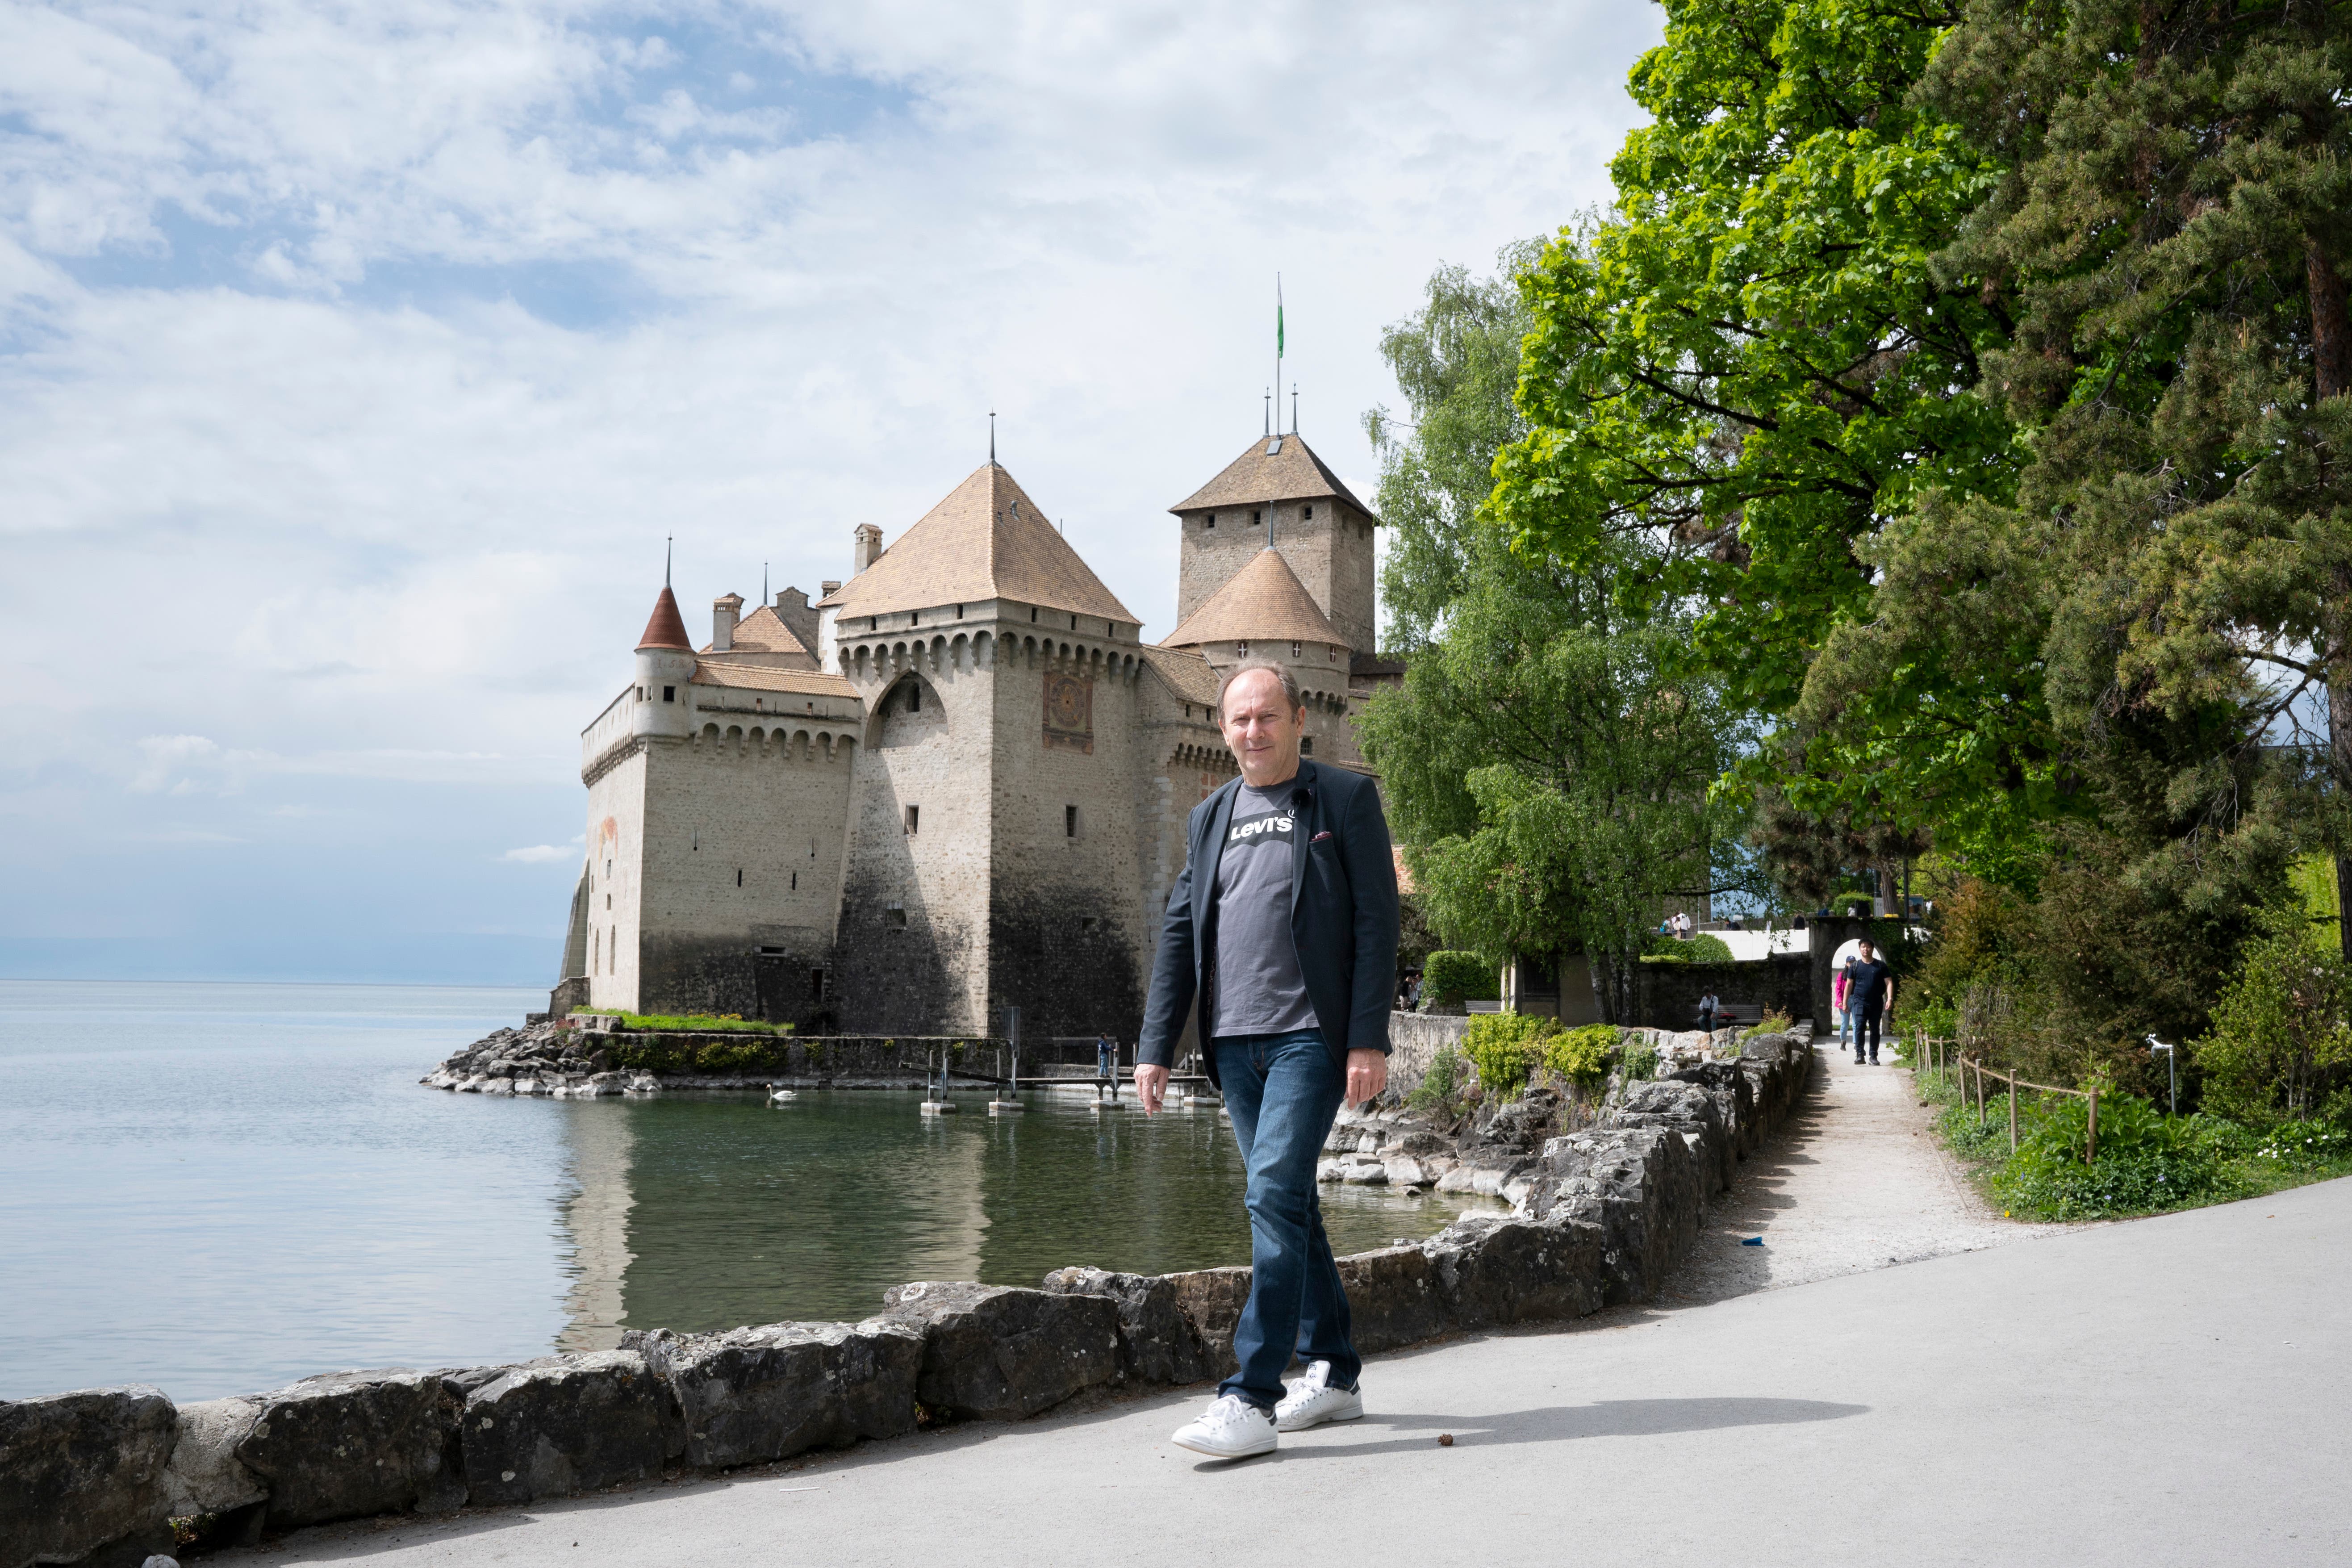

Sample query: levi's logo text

[1228,810,1295,845]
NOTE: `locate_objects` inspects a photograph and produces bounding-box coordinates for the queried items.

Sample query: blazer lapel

[1288,760,1319,918]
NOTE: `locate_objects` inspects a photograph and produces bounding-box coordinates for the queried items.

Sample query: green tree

[1363,239,1543,652]
[1492,0,2016,803]
[1360,531,1749,1021]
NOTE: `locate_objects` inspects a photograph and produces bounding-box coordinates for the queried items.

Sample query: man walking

[1847,939,1894,1065]
[1134,663,1398,1461]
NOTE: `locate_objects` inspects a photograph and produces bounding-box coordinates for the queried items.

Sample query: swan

[766,1082,798,1103]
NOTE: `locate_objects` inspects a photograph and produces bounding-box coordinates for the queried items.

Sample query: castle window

[1065,805,1078,838]
[1251,510,1262,525]
[1079,916,1099,933]
[1238,640,1249,657]
[1291,641,1302,658]
[736,868,743,887]
[1205,514,1216,528]
[1070,614,1078,630]
[605,893,611,910]
[1303,505,1314,520]
[663,686,675,702]
[885,904,907,928]
[1300,737,1315,756]
[912,611,920,627]
[1031,607,1039,623]
[906,683,920,713]
[1329,645,1337,661]
[904,804,919,835]
[791,871,798,891]
[810,966,827,999]
[955,604,964,619]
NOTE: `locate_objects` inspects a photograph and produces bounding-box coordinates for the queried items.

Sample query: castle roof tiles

[1169,432,1374,517]
[1138,644,1224,707]
[637,585,693,651]
[816,464,1137,626]
[689,660,859,699]
[1161,547,1344,650]
[713,604,810,658]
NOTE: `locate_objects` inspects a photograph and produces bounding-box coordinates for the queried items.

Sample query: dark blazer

[1136,759,1400,1085]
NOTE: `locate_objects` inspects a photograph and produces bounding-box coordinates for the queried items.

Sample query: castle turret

[632,583,697,741]
[1168,431,1378,656]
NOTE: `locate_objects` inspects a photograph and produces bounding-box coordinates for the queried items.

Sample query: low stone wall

[16,1031,1815,1568]
[1387,1013,1471,1096]
[420,1023,1011,1097]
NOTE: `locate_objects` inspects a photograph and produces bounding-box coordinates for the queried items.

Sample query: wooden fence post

[2086,1088,2099,1165]
[2008,1070,2018,1154]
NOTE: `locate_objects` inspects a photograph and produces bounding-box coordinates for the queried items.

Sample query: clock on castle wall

[1042,673,1095,755]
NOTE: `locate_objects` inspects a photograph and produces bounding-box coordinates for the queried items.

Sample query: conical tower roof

[1169,431,1374,517]
[636,585,692,651]
[1162,546,1341,648]
[816,464,1137,625]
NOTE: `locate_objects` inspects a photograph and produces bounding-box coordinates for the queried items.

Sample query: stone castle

[556,430,1395,1044]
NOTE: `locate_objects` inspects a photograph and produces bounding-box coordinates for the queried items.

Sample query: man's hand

[1345,1048,1387,1108]
[1134,1063,1170,1115]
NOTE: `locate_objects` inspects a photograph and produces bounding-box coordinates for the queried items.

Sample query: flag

[1276,276,1285,357]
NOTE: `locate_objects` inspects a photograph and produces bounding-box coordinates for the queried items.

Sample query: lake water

[0,981,1486,1403]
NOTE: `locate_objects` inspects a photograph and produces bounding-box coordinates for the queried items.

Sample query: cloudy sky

[0,0,1659,985]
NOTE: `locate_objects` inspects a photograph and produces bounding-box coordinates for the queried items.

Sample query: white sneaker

[1274,1360,1364,1432]
[1170,1393,1278,1459]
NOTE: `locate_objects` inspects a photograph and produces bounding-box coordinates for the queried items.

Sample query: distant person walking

[1833,961,1854,1050]
[1135,663,1398,1462]
[1095,1031,1115,1080]
[1847,940,1894,1066]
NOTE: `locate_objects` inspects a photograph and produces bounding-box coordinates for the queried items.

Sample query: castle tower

[1161,545,1364,767]
[1168,431,1379,656]
[816,461,1150,1038]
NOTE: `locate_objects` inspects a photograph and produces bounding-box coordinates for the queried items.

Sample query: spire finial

[762,561,769,604]
[1291,382,1299,435]
[989,410,997,465]
[1263,387,1270,437]
[665,535,673,588]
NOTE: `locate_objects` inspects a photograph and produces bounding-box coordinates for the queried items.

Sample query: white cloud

[501,841,581,863]
[0,0,1658,956]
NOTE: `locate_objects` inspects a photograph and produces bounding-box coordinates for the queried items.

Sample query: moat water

[0,980,1489,1402]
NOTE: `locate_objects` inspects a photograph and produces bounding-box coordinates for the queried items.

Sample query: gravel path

[1661,1040,2059,1305]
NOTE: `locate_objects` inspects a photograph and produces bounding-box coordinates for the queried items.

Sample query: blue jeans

[1213,1029,1359,1408]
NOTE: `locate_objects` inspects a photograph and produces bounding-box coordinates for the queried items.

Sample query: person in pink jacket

[1833,961,1853,1050]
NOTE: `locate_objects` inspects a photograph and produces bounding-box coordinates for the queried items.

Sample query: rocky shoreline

[7,1026,1812,1568]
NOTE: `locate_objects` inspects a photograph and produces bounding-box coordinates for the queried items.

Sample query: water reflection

[555,1091,1493,1341]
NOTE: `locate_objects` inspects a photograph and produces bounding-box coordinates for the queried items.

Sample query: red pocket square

[1311,831,1334,843]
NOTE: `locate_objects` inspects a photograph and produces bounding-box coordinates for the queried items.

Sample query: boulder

[1421,1214,1605,1328]
[1333,1246,1447,1352]
[1383,1157,1433,1187]
[1521,1125,1706,1305]
[880,1283,1120,1421]
[159,1397,268,1519]
[1039,1268,1222,1385]
[1624,1077,1735,1190]
[234,1369,464,1529]
[0,1385,176,1568]
[460,1352,680,1507]
[624,1319,921,1469]
[1162,1267,1252,1367]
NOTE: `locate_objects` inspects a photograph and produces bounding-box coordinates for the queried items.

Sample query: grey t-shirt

[1210,782,1319,1039]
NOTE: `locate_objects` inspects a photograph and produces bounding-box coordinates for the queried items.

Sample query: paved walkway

[1667,1045,2051,1304]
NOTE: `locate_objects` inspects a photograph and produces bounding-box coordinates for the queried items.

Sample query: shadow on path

[1204,1395,1868,1466]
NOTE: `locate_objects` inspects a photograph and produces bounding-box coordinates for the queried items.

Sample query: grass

[574,1010,794,1034]
[1915,1065,2352,1221]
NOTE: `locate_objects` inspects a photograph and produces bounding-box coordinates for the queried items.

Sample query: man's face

[1220,669,1305,787]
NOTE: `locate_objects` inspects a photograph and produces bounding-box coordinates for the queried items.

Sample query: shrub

[1422,951,1496,1007]
[1407,1045,1466,1121]
[2193,916,2352,1125]
[1619,1040,1659,1082]
[1541,1023,1619,1089]
[1990,1092,2231,1220]
[1681,932,1735,964]
[1461,1012,1557,1096]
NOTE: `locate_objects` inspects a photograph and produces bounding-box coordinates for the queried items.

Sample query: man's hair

[1216,661,1304,723]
